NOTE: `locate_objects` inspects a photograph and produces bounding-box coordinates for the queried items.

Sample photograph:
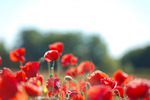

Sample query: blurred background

[0,0,150,78]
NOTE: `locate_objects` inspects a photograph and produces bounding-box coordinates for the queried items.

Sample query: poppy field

[0,42,150,100]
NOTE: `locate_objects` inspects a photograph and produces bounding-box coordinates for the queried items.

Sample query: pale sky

[0,0,150,59]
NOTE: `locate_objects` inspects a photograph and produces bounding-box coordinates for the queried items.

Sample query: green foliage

[0,42,18,68]
[121,45,150,68]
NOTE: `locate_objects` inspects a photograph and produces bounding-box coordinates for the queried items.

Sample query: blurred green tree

[121,45,150,68]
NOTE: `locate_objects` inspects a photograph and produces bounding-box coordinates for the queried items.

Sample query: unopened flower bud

[64,75,72,81]
[39,57,45,63]
[86,82,91,89]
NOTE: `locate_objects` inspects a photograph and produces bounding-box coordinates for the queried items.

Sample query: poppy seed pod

[64,75,72,81]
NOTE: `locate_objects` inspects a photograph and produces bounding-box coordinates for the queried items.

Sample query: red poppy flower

[47,77,61,97]
[126,79,150,99]
[143,97,150,100]
[66,67,77,77]
[9,47,26,63]
[28,74,44,86]
[0,56,2,65]
[49,42,64,55]
[61,54,78,66]
[87,85,112,100]
[0,68,19,100]
[67,90,78,99]
[114,86,125,98]
[70,93,85,100]
[44,50,59,62]
[62,81,77,92]
[0,67,13,76]
[77,79,87,93]
[23,82,42,97]
[9,91,27,100]
[113,69,134,86]
[77,61,95,74]
[14,70,26,83]
[86,70,109,86]
[100,78,117,89]
[20,61,40,78]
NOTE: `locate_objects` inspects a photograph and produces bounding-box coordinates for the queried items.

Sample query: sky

[0,0,150,59]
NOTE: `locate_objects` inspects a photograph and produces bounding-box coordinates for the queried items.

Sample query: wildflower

[0,67,19,100]
[100,78,117,89]
[49,42,64,55]
[10,91,27,100]
[28,74,44,86]
[78,80,87,93]
[9,47,26,63]
[67,90,78,99]
[62,81,77,92]
[0,67,13,76]
[23,82,42,97]
[20,61,40,78]
[44,50,59,62]
[66,67,77,77]
[114,86,125,98]
[113,69,134,86]
[77,61,95,74]
[126,79,150,99]
[87,85,112,100]
[47,77,61,97]
[61,54,78,66]
[86,70,109,86]
[13,70,26,83]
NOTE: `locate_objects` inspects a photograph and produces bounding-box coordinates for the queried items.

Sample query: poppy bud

[64,75,72,81]
[86,82,91,89]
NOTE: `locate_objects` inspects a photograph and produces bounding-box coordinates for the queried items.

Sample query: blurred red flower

[87,85,112,100]
[0,67,13,76]
[70,93,85,100]
[47,77,61,97]
[0,56,2,65]
[28,74,44,86]
[23,82,42,97]
[0,67,19,100]
[20,61,40,78]
[126,79,150,99]
[100,78,117,89]
[114,86,125,98]
[9,91,27,100]
[66,67,77,77]
[49,42,64,55]
[61,54,78,66]
[78,80,86,93]
[113,69,134,86]
[77,61,95,74]
[44,50,59,62]
[9,47,26,63]
[13,70,26,83]
[67,90,78,99]
[86,70,109,86]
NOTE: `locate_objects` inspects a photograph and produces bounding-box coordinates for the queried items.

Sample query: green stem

[19,62,23,66]
[57,57,60,75]
[51,61,55,77]
[47,61,51,76]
